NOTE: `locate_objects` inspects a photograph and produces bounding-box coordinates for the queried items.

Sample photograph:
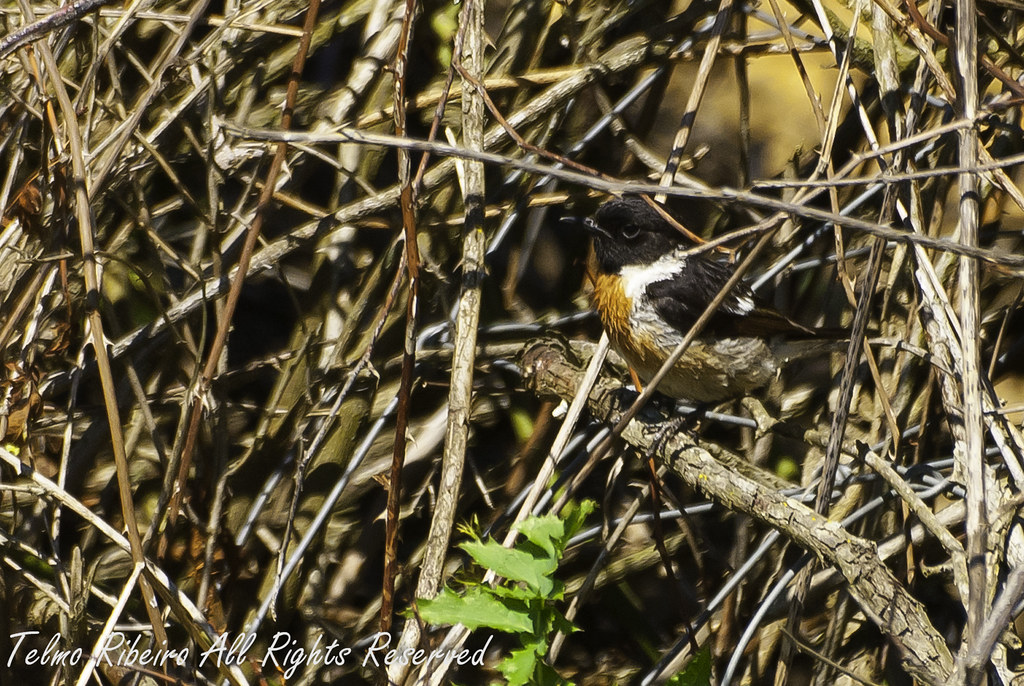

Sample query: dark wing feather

[645,256,817,337]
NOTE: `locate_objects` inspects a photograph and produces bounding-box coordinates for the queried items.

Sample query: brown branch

[0,0,116,59]
[952,0,989,679]
[903,0,1024,98]
[20,0,171,651]
[519,339,955,684]
[381,0,419,639]
[160,0,322,555]
[220,122,1024,270]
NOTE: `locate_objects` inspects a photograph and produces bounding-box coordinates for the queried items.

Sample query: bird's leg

[628,367,645,393]
[649,402,703,455]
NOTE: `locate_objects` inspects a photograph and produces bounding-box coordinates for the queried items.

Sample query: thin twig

[380,0,419,639]
[521,342,955,683]
[161,0,322,554]
[656,0,734,198]
[392,1,486,683]
[953,0,989,680]
[0,0,116,59]
[18,0,169,653]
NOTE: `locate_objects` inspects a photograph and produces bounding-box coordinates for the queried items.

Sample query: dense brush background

[1,0,1024,684]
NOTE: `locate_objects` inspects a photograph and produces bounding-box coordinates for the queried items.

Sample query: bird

[583,195,836,404]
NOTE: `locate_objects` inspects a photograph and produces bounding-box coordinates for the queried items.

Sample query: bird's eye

[621,224,641,240]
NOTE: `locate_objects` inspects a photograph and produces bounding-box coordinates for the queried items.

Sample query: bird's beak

[561,215,610,238]
[583,217,612,238]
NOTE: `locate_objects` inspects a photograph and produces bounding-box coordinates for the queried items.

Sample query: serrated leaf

[515,514,565,559]
[460,539,555,595]
[417,587,533,633]
[497,647,539,686]
[489,584,536,601]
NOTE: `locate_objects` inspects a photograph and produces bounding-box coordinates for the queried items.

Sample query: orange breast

[591,272,661,369]
[591,271,776,401]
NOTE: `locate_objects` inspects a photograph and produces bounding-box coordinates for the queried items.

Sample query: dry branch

[520,339,955,683]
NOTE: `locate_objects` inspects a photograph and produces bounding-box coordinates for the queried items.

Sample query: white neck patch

[617,252,685,301]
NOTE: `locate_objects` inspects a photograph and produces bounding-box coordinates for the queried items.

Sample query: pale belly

[592,271,779,402]
[621,335,778,403]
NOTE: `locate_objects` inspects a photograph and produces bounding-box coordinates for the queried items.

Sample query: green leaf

[518,631,548,657]
[460,539,556,595]
[456,516,482,541]
[561,500,595,542]
[551,610,577,636]
[497,647,539,686]
[665,645,713,686]
[533,661,573,686]
[498,648,571,686]
[488,585,537,601]
[515,514,565,560]
[417,587,533,633]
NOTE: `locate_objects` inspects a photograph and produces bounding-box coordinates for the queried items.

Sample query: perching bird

[584,195,837,403]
